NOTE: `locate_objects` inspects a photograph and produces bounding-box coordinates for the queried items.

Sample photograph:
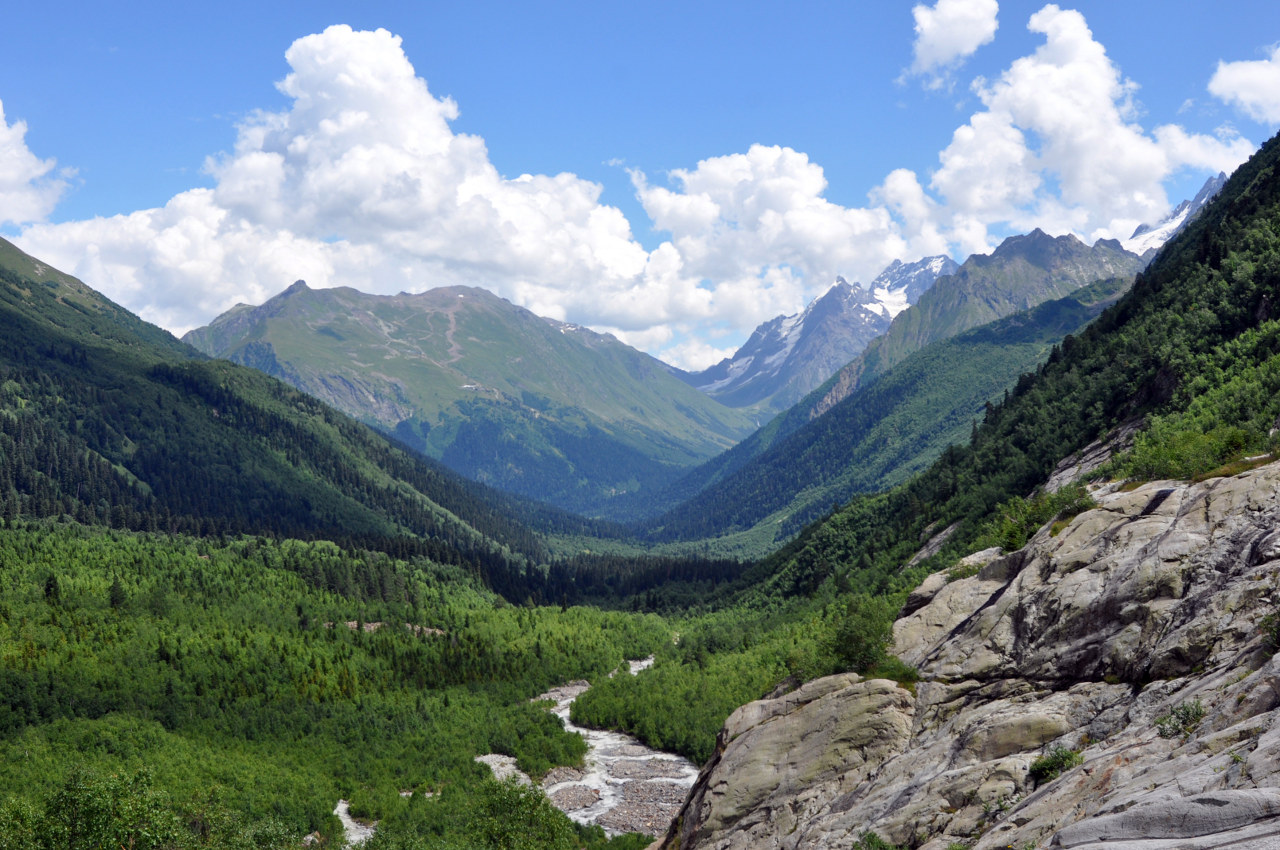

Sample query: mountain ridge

[676,255,958,413]
[184,282,757,515]
[608,230,1144,526]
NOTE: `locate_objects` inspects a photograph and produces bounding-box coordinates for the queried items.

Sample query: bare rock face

[659,463,1280,850]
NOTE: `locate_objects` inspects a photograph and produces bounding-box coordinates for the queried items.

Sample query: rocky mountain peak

[1123,172,1228,257]
[678,256,956,412]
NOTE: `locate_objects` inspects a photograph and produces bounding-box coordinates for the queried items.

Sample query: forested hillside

[0,239,636,589]
[0,522,664,848]
[636,275,1133,547]
[574,131,1280,770]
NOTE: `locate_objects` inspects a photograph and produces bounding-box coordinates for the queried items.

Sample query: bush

[828,596,896,673]
[1028,746,1083,786]
[1155,700,1206,739]
[974,483,1096,553]
[858,833,901,850]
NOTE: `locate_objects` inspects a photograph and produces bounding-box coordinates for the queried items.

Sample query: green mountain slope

[570,135,1280,771]
[184,283,755,515]
[808,229,1144,418]
[605,230,1143,525]
[638,275,1134,546]
[0,237,602,587]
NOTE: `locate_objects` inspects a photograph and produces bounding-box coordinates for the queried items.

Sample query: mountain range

[183,283,756,516]
[674,255,958,413]
[616,228,1145,540]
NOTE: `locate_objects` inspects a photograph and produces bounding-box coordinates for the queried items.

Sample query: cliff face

[660,462,1280,849]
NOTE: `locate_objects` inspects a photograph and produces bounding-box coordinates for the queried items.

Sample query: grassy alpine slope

[184,283,755,516]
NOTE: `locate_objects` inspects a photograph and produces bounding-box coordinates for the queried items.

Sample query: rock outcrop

[660,462,1280,849]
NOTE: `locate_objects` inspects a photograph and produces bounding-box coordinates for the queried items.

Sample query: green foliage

[863,656,921,694]
[0,766,298,850]
[828,595,896,673]
[0,522,674,844]
[974,483,1097,553]
[857,832,902,850]
[1155,700,1206,739]
[1261,609,1280,655]
[1028,746,1083,786]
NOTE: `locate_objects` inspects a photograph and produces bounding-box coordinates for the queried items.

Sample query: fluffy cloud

[908,0,999,86]
[920,5,1254,252]
[0,100,70,226]
[633,145,907,332]
[1209,45,1280,124]
[19,25,871,370]
[7,14,1261,372]
[20,26,653,340]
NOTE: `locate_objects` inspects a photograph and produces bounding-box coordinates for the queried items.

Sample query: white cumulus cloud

[19,26,654,342]
[6,13,1262,372]
[632,145,908,335]
[908,0,999,87]
[919,4,1254,252]
[1209,44,1280,124]
[0,100,70,226]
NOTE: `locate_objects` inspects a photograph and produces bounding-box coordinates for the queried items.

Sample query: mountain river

[335,657,699,845]
[534,657,699,836]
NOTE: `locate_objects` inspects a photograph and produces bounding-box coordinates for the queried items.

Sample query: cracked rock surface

[659,463,1280,849]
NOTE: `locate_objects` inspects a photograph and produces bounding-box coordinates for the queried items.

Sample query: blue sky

[1,1,1278,368]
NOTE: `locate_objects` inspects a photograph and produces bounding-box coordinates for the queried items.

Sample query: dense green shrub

[1028,746,1083,786]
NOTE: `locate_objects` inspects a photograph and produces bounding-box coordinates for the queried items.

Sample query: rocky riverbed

[478,657,700,837]
[332,799,376,846]
[338,658,697,845]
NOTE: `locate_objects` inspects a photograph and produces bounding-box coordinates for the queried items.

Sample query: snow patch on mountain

[1122,172,1226,256]
[680,255,958,410]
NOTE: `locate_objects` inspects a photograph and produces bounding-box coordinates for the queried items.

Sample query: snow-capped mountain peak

[1122,172,1226,257]
[676,255,958,411]
[869,255,960,317]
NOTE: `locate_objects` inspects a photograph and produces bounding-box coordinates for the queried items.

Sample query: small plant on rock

[1260,608,1280,655]
[857,832,901,850]
[1028,745,1083,786]
[1155,699,1206,739]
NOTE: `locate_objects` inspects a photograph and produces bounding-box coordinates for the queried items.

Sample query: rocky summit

[659,460,1280,849]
